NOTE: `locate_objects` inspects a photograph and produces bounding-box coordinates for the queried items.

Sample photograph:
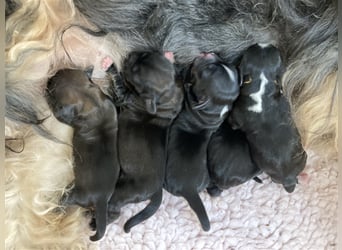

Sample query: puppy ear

[275,64,286,86]
[145,98,157,114]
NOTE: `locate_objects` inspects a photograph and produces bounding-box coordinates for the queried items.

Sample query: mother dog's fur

[5,0,337,248]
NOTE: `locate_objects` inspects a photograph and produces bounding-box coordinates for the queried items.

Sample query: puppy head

[46,69,106,128]
[186,52,239,116]
[238,43,285,97]
[229,44,285,129]
[123,51,176,114]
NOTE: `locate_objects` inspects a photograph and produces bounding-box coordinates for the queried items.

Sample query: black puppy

[229,43,307,193]
[107,51,183,233]
[164,53,240,231]
[207,120,262,196]
[46,69,120,241]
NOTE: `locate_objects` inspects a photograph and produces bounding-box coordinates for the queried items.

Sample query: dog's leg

[123,189,163,233]
[61,188,93,208]
[60,188,78,206]
[106,179,136,225]
[206,182,223,197]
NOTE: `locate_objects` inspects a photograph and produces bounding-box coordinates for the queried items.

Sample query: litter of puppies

[43,44,307,240]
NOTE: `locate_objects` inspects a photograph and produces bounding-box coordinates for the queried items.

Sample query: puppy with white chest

[229,43,307,193]
[46,69,120,241]
[107,51,183,233]
[164,53,240,231]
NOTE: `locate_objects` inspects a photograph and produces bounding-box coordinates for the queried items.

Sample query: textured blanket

[88,151,337,250]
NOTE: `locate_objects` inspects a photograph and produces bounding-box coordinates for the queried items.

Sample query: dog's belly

[118,117,167,175]
[165,127,211,195]
[70,136,119,206]
[111,112,168,209]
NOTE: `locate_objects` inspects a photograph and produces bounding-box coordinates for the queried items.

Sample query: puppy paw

[206,186,222,197]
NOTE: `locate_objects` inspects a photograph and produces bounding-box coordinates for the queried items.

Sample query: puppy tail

[182,191,210,231]
[90,200,108,241]
[123,189,163,233]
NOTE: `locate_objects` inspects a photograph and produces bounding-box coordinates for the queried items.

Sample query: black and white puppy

[107,51,183,233]
[207,120,262,196]
[229,43,307,193]
[164,53,239,231]
[46,69,120,241]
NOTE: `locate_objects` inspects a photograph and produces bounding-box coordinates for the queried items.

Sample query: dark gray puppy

[229,43,307,193]
[46,69,120,241]
[206,120,262,197]
[164,53,239,231]
[107,51,183,233]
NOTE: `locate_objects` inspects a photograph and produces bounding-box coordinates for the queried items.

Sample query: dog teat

[164,51,175,63]
[199,52,215,59]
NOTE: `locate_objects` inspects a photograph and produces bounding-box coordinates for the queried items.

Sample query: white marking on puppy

[258,43,271,48]
[248,72,268,113]
[222,64,236,83]
[220,105,229,118]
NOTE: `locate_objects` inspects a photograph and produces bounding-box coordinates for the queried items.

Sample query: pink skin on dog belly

[199,52,215,59]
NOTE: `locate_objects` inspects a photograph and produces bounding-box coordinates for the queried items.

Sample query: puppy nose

[283,184,296,193]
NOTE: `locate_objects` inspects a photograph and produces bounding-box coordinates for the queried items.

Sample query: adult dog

[164,52,239,231]
[207,120,262,196]
[71,0,338,157]
[229,43,307,193]
[46,69,120,241]
[107,51,183,233]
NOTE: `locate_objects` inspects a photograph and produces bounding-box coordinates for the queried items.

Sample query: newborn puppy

[107,51,183,233]
[46,69,120,241]
[229,43,307,193]
[164,53,239,231]
[207,120,262,196]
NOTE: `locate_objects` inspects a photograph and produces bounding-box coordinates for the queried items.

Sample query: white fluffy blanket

[88,151,337,250]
